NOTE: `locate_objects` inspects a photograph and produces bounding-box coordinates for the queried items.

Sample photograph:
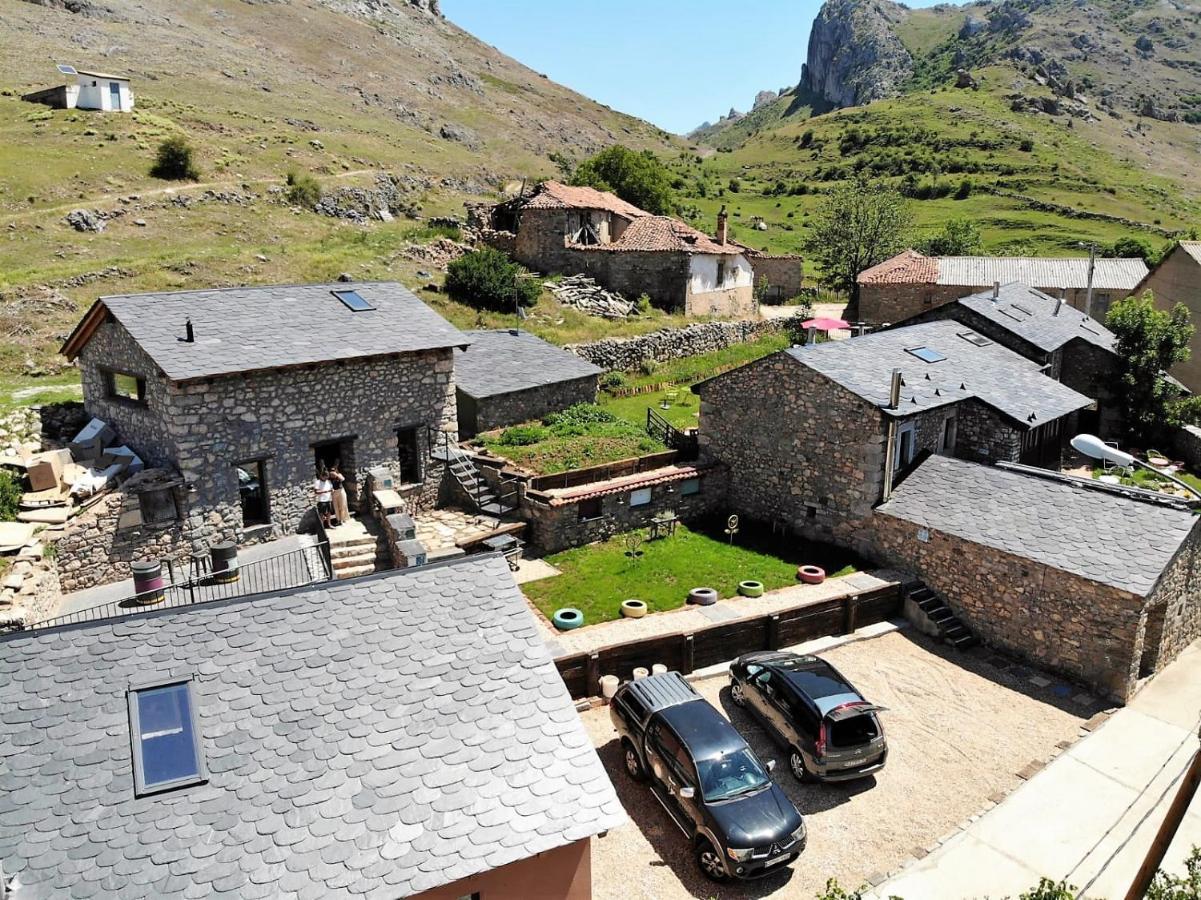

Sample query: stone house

[856,250,1148,325]
[0,554,625,899]
[60,282,470,553]
[893,282,1123,436]
[454,329,602,437]
[1133,242,1201,391]
[693,320,1093,551]
[479,181,800,316]
[872,454,1201,702]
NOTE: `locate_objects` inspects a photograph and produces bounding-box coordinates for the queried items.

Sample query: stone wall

[1061,340,1123,437]
[458,374,599,437]
[566,318,791,372]
[954,400,1023,463]
[1144,526,1201,671]
[869,510,1146,702]
[748,255,804,301]
[858,283,968,325]
[1173,425,1201,471]
[1142,246,1201,391]
[684,284,756,318]
[522,468,724,555]
[57,490,191,593]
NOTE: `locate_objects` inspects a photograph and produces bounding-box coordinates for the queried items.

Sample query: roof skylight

[127,680,206,795]
[905,346,947,363]
[958,331,992,347]
[332,289,374,312]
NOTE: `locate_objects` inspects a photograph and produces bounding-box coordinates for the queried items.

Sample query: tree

[1109,235,1157,265]
[1147,845,1201,899]
[916,219,983,256]
[1106,292,1195,445]
[805,175,913,300]
[570,145,674,214]
[149,135,200,181]
[444,248,541,312]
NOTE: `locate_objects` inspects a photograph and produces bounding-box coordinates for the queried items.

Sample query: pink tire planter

[797,565,826,585]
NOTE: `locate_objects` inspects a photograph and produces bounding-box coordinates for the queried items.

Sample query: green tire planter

[737,580,764,598]
[552,608,584,630]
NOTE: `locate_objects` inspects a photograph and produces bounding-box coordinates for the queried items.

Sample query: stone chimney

[716,206,728,245]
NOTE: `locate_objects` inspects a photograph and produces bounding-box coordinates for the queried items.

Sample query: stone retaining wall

[565,318,793,372]
[458,375,599,436]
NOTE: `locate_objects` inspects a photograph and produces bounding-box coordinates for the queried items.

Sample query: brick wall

[459,375,600,436]
[870,511,1146,702]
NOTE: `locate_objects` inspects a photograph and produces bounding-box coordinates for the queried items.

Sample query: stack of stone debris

[549,274,638,318]
[401,237,470,271]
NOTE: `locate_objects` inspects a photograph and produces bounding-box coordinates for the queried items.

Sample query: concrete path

[871,641,1201,899]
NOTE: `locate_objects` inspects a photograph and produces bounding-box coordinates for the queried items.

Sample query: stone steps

[906,583,978,650]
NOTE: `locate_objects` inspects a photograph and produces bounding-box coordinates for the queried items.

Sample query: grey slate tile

[454,329,602,399]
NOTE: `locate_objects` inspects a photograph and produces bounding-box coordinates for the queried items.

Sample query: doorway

[312,436,356,506]
[1139,603,1168,679]
[109,81,121,110]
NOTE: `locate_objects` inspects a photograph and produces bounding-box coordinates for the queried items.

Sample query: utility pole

[1084,242,1097,318]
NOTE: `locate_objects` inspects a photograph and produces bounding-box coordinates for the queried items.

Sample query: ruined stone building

[856,250,1148,325]
[1134,241,1201,391]
[891,282,1124,436]
[873,454,1201,703]
[476,181,801,317]
[693,320,1093,549]
[60,282,469,553]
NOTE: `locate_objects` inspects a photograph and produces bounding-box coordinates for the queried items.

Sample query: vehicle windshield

[697,748,771,802]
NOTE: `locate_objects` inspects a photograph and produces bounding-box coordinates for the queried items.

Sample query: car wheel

[790,749,812,783]
[622,740,645,782]
[696,839,728,882]
[730,680,747,707]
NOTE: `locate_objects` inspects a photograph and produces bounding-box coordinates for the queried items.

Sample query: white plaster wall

[76,76,133,112]
[688,253,754,293]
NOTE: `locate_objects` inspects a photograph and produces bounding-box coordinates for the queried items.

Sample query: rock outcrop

[800,0,914,108]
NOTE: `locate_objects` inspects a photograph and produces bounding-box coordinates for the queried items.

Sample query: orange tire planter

[797,565,826,585]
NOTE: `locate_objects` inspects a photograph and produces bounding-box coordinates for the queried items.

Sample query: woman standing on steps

[329,461,350,527]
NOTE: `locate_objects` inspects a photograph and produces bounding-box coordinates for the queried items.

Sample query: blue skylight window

[906,346,947,363]
[332,289,374,312]
[127,680,206,795]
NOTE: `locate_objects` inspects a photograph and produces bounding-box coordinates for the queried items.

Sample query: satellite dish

[56,64,78,76]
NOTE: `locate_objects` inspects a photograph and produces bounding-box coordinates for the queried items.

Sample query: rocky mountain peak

[800,0,914,108]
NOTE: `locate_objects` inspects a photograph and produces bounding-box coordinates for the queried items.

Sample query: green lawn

[523,518,863,626]
[602,388,701,430]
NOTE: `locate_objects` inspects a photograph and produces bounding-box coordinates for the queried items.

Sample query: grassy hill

[0,0,680,398]
[685,0,1201,269]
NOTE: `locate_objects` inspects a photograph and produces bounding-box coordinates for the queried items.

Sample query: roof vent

[182,319,194,343]
[992,281,1001,300]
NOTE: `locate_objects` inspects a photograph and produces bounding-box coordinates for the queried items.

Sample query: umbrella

[801,316,850,331]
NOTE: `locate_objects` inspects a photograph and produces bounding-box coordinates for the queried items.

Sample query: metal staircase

[907,583,978,650]
[429,430,518,518]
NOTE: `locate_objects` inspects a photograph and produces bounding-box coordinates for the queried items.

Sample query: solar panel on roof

[332,289,374,312]
[906,346,946,363]
[57,64,78,76]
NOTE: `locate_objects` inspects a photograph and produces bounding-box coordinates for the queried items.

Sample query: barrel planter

[620,599,648,619]
[797,565,826,585]
[687,587,718,606]
[131,559,165,606]
[738,580,765,598]
[211,542,239,584]
[552,608,584,631]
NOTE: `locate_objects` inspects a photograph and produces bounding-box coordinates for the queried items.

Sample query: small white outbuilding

[22,64,134,113]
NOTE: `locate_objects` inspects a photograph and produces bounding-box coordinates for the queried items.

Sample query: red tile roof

[520,180,649,219]
[857,249,940,285]
[545,464,711,505]
[596,216,743,256]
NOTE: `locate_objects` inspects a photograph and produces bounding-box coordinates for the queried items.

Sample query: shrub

[638,358,660,377]
[799,129,815,148]
[150,135,199,180]
[285,170,322,209]
[543,404,618,430]
[497,424,548,446]
[955,177,973,199]
[635,294,652,315]
[1019,138,1035,152]
[728,178,742,193]
[444,248,541,312]
[600,371,629,391]
[0,471,20,522]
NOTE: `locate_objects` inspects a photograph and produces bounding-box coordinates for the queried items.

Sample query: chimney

[1053,295,1063,317]
[184,318,194,343]
[716,205,728,245]
[992,281,1000,301]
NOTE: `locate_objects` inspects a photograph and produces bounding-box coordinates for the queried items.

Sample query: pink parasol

[801,317,850,331]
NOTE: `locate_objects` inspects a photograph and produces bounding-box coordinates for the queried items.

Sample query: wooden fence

[554,583,902,699]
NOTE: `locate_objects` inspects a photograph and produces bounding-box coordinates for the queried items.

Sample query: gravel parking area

[581,628,1104,899]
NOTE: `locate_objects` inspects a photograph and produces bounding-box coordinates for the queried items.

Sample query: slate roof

[951,282,1117,354]
[876,455,1197,596]
[858,251,1148,290]
[519,180,649,219]
[455,330,602,399]
[785,320,1093,426]
[62,282,470,382]
[0,555,624,899]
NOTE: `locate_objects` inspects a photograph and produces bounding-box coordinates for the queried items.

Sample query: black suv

[730,651,886,783]
[610,671,806,882]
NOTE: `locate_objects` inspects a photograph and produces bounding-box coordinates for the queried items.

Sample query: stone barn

[454,329,603,437]
[693,320,1093,551]
[892,282,1124,436]
[1134,241,1201,391]
[872,454,1201,703]
[856,250,1148,325]
[60,282,469,552]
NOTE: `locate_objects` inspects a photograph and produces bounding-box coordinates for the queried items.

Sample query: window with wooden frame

[105,369,147,405]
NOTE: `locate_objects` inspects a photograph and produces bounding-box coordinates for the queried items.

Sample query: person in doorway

[313,465,334,528]
[328,461,350,526]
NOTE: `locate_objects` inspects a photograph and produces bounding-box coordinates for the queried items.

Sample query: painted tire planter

[621,599,648,619]
[552,608,584,630]
[738,580,765,598]
[131,559,165,606]
[688,587,718,606]
[797,565,826,585]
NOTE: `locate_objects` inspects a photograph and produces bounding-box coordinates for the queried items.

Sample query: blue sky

[442,0,947,135]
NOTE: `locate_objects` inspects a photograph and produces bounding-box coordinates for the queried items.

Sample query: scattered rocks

[313,172,421,223]
[400,237,470,271]
[955,69,978,89]
[65,209,105,233]
[438,122,481,149]
[309,138,324,150]
[549,275,638,319]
